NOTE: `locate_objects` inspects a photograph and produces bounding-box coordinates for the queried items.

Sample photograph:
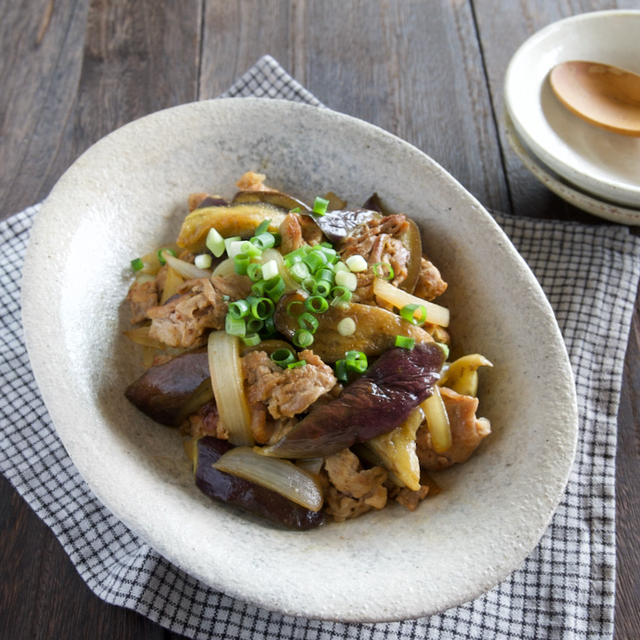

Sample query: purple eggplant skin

[125,349,211,426]
[264,343,445,459]
[309,208,379,244]
[195,437,326,531]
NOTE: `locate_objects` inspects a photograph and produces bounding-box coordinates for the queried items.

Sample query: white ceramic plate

[21,98,577,622]
[505,109,640,225]
[505,10,640,209]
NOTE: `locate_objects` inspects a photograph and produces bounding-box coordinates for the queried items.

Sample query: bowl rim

[21,97,578,621]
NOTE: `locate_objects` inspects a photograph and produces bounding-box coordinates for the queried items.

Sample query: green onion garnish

[400,303,427,326]
[260,258,279,281]
[395,335,415,350]
[289,262,310,282]
[246,263,263,282]
[314,268,334,283]
[264,275,285,302]
[242,333,261,347]
[335,359,349,382]
[254,219,271,236]
[345,350,368,373]
[288,360,306,369]
[303,251,327,272]
[250,232,276,250]
[313,196,329,216]
[249,296,274,320]
[194,253,213,269]
[271,348,296,368]
[289,207,301,214]
[225,314,246,337]
[372,262,395,280]
[224,236,242,257]
[131,258,144,272]
[312,280,332,297]
[261,315,276,337]
[234,253,251,275]
[436,341,450,360]
[298,312,319,334]
[305,296,329,314]
[246,317,264,333]
[251,280,267,297]
[157,248,176,265]
[293,329,314,348]
[301,277,316,294]
[330,286,352,307]
[206,228,226,257]
[228,299,250,319]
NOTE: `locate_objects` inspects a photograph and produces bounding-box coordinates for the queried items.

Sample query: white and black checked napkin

[2,56,640,640]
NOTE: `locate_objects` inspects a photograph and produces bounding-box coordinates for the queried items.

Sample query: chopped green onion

[130,258,144,272]
[335,359,349,382]
[251,280,267,297]
[246,317,264,333]
[225,314,246,337]
[436,342,450,360]
[271,232,281,248]
[314,268,334,283]
[286,299,305,317]
[289,262,310,282]
[261,315,276,337]
[334,261,349,273]
[239,240,262,258]
[264,275,285,302]
[305,296,329,314]
[298,312,319,334]
[157,248,176,265]
[331,286,352,307]
[289,207,301,214]
[224,236,242,256]
[242,333,261,347]
[228,299,250,319]
[234,253,251,275]
[335,270,358,291]
[227,240,246,259]
[194,253,213,269]
[293,329,314,348]
[206,228,226,257]
[312,196,329,216]
[395,335,415,350]
[250,232,275,250]
[303,251,327,272]
[312,280,332,297]
[400,303,427,326]
[261,258,279,281]
[301,277,316,294]
[250,296,274,320]
[345,255,368,272]
[345,350,368,373]
[246,262,263,281]
[373,262,395,280]
[271,348,296,367]
[287,360,307,369]
[284,247,307,267]
[254,219,271,236]
[337,317,356,336]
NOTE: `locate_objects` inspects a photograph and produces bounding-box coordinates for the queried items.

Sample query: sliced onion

[207,331,254,445]
[212,257,236,278]
[261,248,298,291]
[420,385,452,454]
[164,252,211,280]
[295,457,324,476]
[124,325,167,349]
[373,278,450,327]
[214,447,324,511]
[159,265,184,303]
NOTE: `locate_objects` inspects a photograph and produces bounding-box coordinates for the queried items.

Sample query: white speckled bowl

[21,98,577,622]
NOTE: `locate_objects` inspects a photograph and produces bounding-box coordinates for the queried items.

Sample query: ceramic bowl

[504,10,640,209]
[21,98,577,622]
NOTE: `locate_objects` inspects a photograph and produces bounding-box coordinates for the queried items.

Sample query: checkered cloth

[2,56,640,640]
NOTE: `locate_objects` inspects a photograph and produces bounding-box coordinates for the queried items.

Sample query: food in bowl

[123,171,492,529]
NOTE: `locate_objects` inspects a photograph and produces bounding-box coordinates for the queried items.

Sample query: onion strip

[207,331,254,445]
[213,447,324,511]
[163,252,211,280]
[420,385,452,453]
[373,278,450,327]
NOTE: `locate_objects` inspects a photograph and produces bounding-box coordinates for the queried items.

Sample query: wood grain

[0,1,638,638]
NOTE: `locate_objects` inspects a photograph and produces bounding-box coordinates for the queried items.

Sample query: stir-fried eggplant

[263,343,445,458]
[275,292,432,362]
[232,188,310,212]
[194,437,325,530]
[311,208,380,244]
[125,349,211,426]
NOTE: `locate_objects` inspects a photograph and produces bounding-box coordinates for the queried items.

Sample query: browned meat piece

[324,449,388,521]
[339,214,411,302]
[416,387,491,471]
[211,274,252,300]
[147,276,249,348]
[390,484,430,511]
[126,279,158,324]
[242,349,337,420]
[279,212,305,254]
[236,171,268,191]
[413,257,447,300]
[187,193,228,211]
[299,215,323,246]
[181,400,229,440]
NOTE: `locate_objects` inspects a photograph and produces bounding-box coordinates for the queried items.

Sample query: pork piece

[126,279,158,324]
[147,275,251,348]
[243,349,337,420]
[181,400,229,440]
[416,387,491,471]
[390,484,430,511]
[236,171,268,191]
[279,212,305,254]
[324,449,388,522]
[413,257,447,300]
[339,214,411,302]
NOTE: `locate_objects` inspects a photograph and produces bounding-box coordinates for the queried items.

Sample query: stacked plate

[504,10,640,226]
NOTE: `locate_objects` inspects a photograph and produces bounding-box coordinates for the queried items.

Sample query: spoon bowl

[550,61,640,137]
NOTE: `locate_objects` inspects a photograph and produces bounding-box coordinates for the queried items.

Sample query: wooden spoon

[549,61,640,137]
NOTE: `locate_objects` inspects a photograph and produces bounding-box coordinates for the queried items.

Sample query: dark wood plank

[200,0,510,213]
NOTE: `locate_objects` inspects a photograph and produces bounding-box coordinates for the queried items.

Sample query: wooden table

[1,1,638,638]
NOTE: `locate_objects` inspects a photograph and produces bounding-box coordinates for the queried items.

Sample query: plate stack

[504,10,640,226]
